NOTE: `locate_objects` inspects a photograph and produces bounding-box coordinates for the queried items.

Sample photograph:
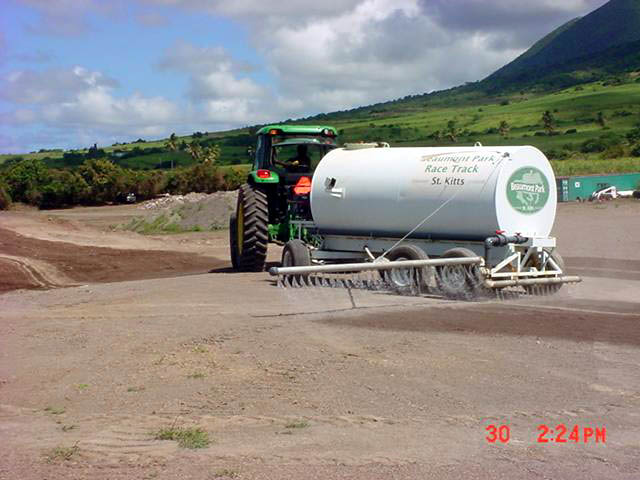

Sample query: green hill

[484,0,640,91]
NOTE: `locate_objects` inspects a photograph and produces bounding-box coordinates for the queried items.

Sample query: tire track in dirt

[0,254,73,290]
[0,227,226,293]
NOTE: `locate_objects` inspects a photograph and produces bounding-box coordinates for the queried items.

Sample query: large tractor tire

[234,184,269,272]
[229,212,238,269]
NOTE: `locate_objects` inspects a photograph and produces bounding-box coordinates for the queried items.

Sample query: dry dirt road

[1,201,639,479]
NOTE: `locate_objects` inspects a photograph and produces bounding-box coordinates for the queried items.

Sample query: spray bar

[484,276,582,288]
[269,257,483,276]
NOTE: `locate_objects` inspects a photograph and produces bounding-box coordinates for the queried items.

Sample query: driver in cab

[281,145,311,173]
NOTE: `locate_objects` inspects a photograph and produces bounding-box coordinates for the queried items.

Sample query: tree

[542,110,556,134]
[165,133,178,169]
[187,141,202,162]
[596,111,606,128]
[446,120,459,142]
[201,145,221,165]
[78,159,129,204]
[498,120,511,138]
[4,158,51,205]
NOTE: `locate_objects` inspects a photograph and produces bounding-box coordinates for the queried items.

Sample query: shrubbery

[1,157,243,210]
[0,184,11,210]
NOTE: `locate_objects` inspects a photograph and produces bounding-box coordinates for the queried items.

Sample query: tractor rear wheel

[229,212,238,269]
[235,184,269,272]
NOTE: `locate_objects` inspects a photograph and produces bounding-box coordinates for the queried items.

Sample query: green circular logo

[506,167,550,214]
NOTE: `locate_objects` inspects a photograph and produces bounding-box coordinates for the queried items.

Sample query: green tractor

[230,125,338,271]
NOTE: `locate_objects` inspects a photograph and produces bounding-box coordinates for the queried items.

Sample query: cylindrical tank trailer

[311,145,556,240]
[270,144,580,296]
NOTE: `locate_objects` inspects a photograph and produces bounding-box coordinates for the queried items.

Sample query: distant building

[556,172,640,201]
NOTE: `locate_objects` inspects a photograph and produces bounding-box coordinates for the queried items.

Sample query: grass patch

[76,383,89,390]
[122,214,211,235]
[187,371,206,379]
[44,406,66,415]
[285,420,309,429]
[127,386,145,392]
[61,424,77,432]
[46,444,79,463]
[154,426,210,449]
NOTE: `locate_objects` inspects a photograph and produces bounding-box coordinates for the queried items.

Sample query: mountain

[483,0,640,91]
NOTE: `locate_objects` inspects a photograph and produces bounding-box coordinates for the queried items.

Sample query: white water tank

[310,146,557,240]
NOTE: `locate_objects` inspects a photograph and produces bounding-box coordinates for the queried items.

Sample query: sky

[0,0,608,153]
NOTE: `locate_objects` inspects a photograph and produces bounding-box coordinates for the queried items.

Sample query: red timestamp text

[537,424,606,444]
[485,424,606,444]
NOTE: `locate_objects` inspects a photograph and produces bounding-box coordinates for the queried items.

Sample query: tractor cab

[230,125,338,271]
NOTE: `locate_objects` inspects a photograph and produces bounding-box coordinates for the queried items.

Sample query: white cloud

[157,41,273,124]
[1,67,118,104]
[0,65,181,150]
[4,0,611,152]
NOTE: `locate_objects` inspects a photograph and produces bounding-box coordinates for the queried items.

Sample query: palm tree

[201,145,221,165]
[446,120,459,142]
[498,120,510,138]
[165,133,178,169]
[542,110,555,134]
[187,141,202,162]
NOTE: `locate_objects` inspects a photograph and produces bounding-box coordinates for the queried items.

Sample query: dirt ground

[1,199,639,479]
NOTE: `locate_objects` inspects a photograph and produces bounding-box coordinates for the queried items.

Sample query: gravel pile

[127,191,238,233]
[139,192,212,210]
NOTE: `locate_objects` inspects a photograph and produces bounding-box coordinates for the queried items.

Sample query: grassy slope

[2,79,640,176]
[322,80,640,175]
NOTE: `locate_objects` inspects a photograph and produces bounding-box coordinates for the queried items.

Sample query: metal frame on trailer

[284,219,580,290]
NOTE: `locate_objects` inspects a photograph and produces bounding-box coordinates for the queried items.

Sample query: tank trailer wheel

[281,240,312,284]
[235,184,269,272]
[437,247,485,299]
[383,244,433,292]
[524,250,565,296]
[282,239,312,268]
[229,212,239,269]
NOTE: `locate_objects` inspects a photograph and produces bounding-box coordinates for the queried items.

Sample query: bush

[0,185,12,210]
[564,129,578,135]
[580,138,607,153]
[546,149,567,160]
[600,144,625,160]
[4,158,51,205]
[626,128,640,143]
[631,144,640,157]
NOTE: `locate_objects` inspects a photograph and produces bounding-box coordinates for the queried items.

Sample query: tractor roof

[256,124,338,136]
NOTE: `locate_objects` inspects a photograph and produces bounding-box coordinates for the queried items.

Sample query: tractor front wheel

[235,184,269,271]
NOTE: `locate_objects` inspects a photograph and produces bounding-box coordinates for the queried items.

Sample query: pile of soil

[127,191,237,233]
